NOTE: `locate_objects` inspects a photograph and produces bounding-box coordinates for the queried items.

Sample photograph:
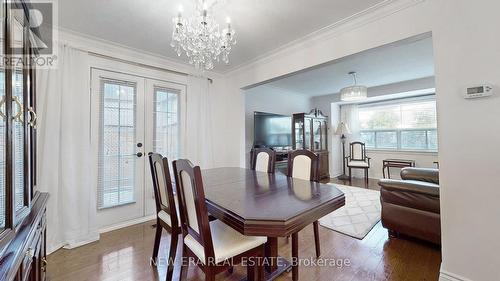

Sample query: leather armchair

[378,168,441,245]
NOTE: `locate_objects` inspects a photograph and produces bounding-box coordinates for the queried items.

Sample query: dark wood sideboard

[0,193,48,281]
[0,0,47,280]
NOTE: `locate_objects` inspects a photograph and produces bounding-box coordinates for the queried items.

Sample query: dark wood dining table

[201,167,346,281]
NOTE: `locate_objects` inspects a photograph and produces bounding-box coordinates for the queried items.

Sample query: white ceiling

[264,36,435,97]
[58,0,386,72]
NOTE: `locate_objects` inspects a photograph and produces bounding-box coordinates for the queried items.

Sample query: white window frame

[358,95,438,153]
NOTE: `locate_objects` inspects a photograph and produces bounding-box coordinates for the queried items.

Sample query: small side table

[383,159,416,179]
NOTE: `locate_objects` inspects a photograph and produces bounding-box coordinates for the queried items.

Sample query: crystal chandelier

[340,72,368,102]
[171,0,236,70]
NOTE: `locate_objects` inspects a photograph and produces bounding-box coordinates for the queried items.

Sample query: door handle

[28,106,37,128]
[12,96,23,123]
[136,152,143,158]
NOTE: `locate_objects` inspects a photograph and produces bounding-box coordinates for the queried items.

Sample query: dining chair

[287,149,321,259]
[346,141,371,184]
[173,159,267,281]
[250,147,276,173]
[148,153,180,281]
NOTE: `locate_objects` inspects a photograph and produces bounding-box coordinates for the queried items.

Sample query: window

[358,97,438,151]
[97,80,137,209]
[153,87,180,161]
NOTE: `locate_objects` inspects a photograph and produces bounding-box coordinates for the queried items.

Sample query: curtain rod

[86,51,213,83]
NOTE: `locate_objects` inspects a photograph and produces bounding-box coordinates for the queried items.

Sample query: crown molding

[57,27,224,80]
[224,0,426,76]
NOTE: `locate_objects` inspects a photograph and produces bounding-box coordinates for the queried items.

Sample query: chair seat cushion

[157,194,181,227]
[184,220,267,264]
[348,160,369,168]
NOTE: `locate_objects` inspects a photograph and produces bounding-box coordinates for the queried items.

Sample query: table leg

[291,232,298,281]
[260,237,292,281]
[265,237,278,273]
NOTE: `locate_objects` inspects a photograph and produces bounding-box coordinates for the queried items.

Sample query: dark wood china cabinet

[0,1,48,281]
[292,109,330,180]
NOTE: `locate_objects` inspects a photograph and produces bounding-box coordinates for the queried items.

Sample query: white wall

[244,85,311,166]
[430,1,500,280]
[223,1,500,280]
[364,150,437,179]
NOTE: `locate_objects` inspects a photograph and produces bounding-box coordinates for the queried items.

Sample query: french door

[91,69,185,229]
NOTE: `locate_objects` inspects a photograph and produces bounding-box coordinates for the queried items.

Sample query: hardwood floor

[325,177,381,191]
[47,177,441,281]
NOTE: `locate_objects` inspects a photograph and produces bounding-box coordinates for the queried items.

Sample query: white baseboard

[99,215,156,234]
[47,216,156,256]
[439,270,471,281]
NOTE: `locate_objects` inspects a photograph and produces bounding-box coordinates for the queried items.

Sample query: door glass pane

[153,87,179,162]
[98,81,136,209]
[0,2,5,229]
[11,10,25,213]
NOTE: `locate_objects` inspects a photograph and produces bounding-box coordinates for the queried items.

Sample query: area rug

[319,184,381,239]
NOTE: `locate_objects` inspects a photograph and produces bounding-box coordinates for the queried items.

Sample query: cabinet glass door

[294,120,304,149]
[304,118,312,150]
[313,120,321,150]
[0,2,5,230]
[11,7,26,218]
[321,121,327,150]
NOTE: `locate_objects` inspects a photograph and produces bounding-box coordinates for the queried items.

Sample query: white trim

[366,149,438,155]
[225,0,426,75]
[47,234,101,255]
[58,28,224,81]
[47,215,156,255]
[439,270,472,281]
[99,215,156,234]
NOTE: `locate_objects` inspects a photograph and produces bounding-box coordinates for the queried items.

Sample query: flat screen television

[253,111,292,149]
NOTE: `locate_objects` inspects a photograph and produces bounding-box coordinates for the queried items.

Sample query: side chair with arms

[173,159,267,281]
[346,141,371,183]
[287,149,322,260]
[148,153,180,281]
[250,147,276,173]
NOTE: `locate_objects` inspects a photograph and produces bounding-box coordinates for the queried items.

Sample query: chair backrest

[172,159,215,262]
[148,153,178,227]
[250,147,276,173]
[287,149,319,182]
[350,142,366,161]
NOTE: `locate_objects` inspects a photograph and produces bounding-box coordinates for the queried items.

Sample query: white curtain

[340,104,360,145]
[37,44,99,253]
[184,75,215,168]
